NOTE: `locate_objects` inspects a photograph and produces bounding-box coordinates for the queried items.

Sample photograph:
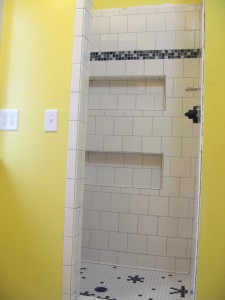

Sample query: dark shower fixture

[185,106,201,123]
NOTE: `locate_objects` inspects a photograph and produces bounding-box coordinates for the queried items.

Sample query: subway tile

[63,237,73,265]
[156,256,176,272]
[176,258,190,274]
[147,236,167,256]
[162,137,181,156]
[115,168,133,187]
[123,136,142,152]
[106,152,124,167]
[164,59,184,77]
[128,14,146,32]
[129,195,149,215]
[97,167,115,186]
[120,7,138,15]
[175,31,195,49]
[91,34,100,52]
[92,192,110,211]
[101,9,120,16]
[66,150,76,180]
[83,210,100,230]
[110,15,128,33]
[158,217,178,237]
[173,78,194,98]
[137,32,156,50]
[180,178,195,198]
[118,33,137,51]
[125,153,143,168]
[133,117,153,137]
[171,157,191,177]
[92,16,110,34]
[84,165,97,185]
[82,229,91,248]
[99,250,118,265]
[81,247,99,262]
[128,80,145,94]
[169,198,189,218]
[108,232,127,252]
[91,80,110,95]
[96,116,114,135]
[111,193,130,213]
[156,31,175,50]
[90,61,107,76]
[178,218,193,238]
[157,5,175,13]
[166,12,185,30]
[149,196,169,216]
[119,213,138,234]
[136,94,155,111]
[114,117,133,136]
[185,11,200,30]
[175,4,195,12]
[107,60,126,76]
[138,215,158,235]
[146,79,164,95]
[165,78,174,98]
[87,116,95,135]
[100,33,118,52]
[138,6,157,14]
[62,265,72,294]
[110,80,128,94]
[182,137,198,158]
[128,234,147,254]
[160,177,180,197]
[147,13,166,31]
[90,230,108,250]
[142,137,162,154]
[71,64,81,93]
[184,58,200,77]
[153,117,173,137]
[137,254,156,270]
[167,238,187,258]
[118,94,136,110]
[163,98,182,117]
[126,60,144,76]
[99,94,117,110]
[118,252,137,267]
[65,179,75,208]
[133,169,152,188]
[100,212,119,231]
[104,136,123,152]
[144,60,164,76]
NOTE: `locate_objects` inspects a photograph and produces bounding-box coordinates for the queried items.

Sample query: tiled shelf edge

[89,75,166,81]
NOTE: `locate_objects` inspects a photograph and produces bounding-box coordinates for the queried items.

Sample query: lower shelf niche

[85,151,162,189]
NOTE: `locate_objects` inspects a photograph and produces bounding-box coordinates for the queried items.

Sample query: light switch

[44,109,58,132]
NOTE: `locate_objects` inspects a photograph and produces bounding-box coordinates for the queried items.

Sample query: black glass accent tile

[90,49,201,61]
[170,286,188,298]
[94,286,108,293]
[127,275,145,283]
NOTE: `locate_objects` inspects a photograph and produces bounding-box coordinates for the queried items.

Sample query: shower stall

[62,2,204,300]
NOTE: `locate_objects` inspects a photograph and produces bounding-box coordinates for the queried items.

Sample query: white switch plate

[44,109,58,132]
[0,109,19,131]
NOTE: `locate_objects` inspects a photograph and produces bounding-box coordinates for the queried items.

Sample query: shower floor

[79,262,191,300]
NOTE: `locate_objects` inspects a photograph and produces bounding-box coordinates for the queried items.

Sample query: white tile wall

[81,3,202,278]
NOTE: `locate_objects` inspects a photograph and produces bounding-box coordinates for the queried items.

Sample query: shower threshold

[79,262,191,300]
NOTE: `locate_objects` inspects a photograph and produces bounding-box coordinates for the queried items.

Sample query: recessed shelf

[85,151,162,189]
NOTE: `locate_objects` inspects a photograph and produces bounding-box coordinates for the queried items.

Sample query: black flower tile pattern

[90,49,201,61]
[80,262,191,300]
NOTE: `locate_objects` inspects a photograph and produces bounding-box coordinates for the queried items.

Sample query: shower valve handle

[185,106,201,124]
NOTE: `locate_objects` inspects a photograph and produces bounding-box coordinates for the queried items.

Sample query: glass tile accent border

[90,49,201,61]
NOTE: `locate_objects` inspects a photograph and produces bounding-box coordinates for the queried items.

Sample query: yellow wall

[0,1,75,299]
[93,0,201,10]
[196,0,225,299]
